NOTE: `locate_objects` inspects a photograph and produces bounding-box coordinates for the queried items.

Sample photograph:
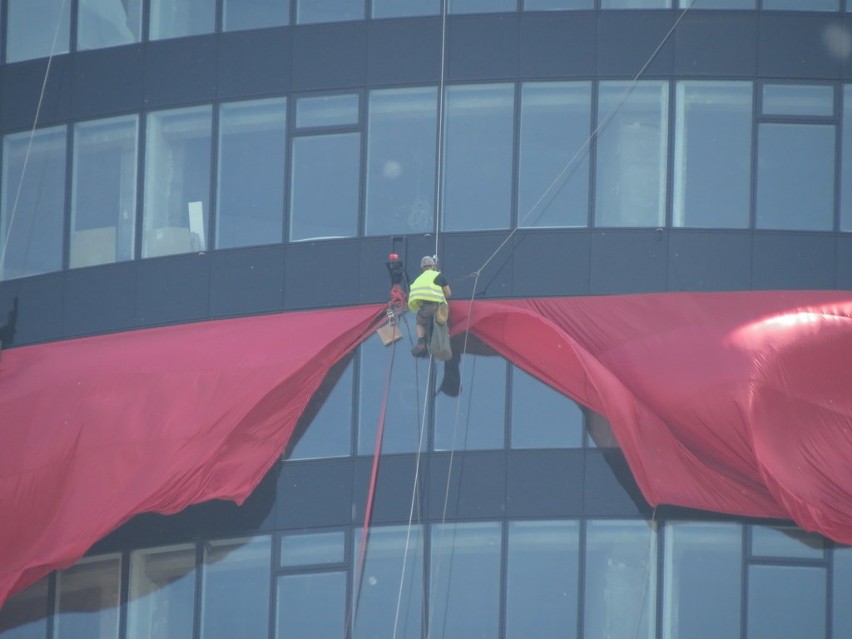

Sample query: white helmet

[420,255,437,268]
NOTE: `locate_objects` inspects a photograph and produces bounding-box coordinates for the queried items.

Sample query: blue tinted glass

[506,521,580,639]
[511,366,583,448]
[365,88,437,236]
[149,0,215,39]
[449,0,517,13]
[297,0,365,23]
[276,572,346,638]
[678,0,754,6]
[217,99,286,249]
[748,565,826,639]
[524,0,593,8]
[518,82,591,228]
[834,546,852,638]
[0,577,48,639]
[224,0,290,30]
[6,0,70,62]
[296,95,359,129]
[751,525,825,559]
[763,85,834,117]
[372,0,439,17]
[442,84,514,231]
[842,86,852,231]
[673,81,752,229]
[281,531,345,567]
[128,545,196,639]
[662,523,742,639]
[289,133,360,241]
[78,0,142,50]
[602,0,670,7]
[756,123,835,231]
[1,126,66,281]
[763,0,837,10]
[56,556,121,639]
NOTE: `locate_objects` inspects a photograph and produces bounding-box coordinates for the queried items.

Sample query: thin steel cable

[432,0,449,260]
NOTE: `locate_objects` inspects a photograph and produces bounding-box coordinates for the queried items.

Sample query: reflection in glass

[833,546,852,637]
[78,0,142,50]
[296,0,365,24]
[281,531,345,567]
[506,521,579,639]
[434,354,506,451]
[0,576,49,639]
[673,81,752,228]
[585,520,656,639]
[442,84,514,231]
[747,565,826,639]
[524,0,593,8]
[6,0,70,63]
[143,107,212,257]
[518,82,590,228]
[601,0,670,7]
[756,123,834,231]
[71,116,138,268]
[1,126,66,281]
[372,0,439,18]
[353,526,424,639]
[223,0,290,31]
[762,0,837,10]
[511,366,583,448]
[296,94,359,129]
[842,86,852,231]
[430,522,501,639]
[149,0,215,39]
[55,555,121,639]
[127,544,196,639]
[365,88,437,236]
[750,525,825,559]
[201,537,271,639]
[762,84,834,117]
[216,99,286,249]
[678,0,754,6]
[662,522,742,639]
[289,133,360,241]
[448,0,517,13]
[276,572,346,638]
[596,81,668,227]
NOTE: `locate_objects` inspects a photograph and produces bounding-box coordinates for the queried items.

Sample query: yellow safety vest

[408,270,445,312]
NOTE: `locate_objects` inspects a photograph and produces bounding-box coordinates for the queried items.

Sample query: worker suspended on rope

[408,255,451,357]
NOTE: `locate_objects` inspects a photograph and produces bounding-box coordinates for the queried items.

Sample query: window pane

[673,81,752,228]
[72,116,138,268]
[596,82,668,227]
[747,565,826,639]
[149,0,215,40]
[358,336,427,455]
[224,0,290,31]
[0,576,49,639]
[763,0,837,10]
[216,99,286,249]
[833,546,852,638]
[434,354,506,451]
[143,107,212,257]
[296,95,359,129]
[524,0,593,9]
[128,544,197,639]
[289,133,360,241]
[511,365,583,448]
[78,0,142,50]
[6,0,70,63]
[678,0,754,6]
[602,0,670,7]
[442,84,514,231]
[756,123,834,231]
[430,522,501,639]
[281,530,345,567]
[841,86,852,231]
[352,526,424,639]
[750,525,825,559]
[763,85,834,117]
[449,0,517,13]
[518,82,590,228]
[506,521,580,639]
[585,520,657,639]
[372,0,439,17]
[276,572,345,639]
[296,0,365,24]
[662,522,742,639]
[201,537,271,639]
[1,126,66,280]
[365,87,437,236]
[55,555,121,639]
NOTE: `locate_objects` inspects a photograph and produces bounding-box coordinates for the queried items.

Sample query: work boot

[411,338,428,357]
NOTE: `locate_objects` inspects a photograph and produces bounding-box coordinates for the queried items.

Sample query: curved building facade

[2,1,852,638]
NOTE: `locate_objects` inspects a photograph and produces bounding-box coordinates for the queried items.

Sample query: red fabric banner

[1,291,852,608]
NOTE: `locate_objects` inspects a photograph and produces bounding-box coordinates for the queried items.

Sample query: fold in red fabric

[1,291,851,608]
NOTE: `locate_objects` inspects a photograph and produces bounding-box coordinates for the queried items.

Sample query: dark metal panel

[278,458,355,529]
[0,273,64,347]
[512,231,591,297]
[589,230,668,295]
[427,451,507,520]
[283,240,361,309]
[366,18,442,87]
[758,13,842,81]
[752,232,836,291]
[596,11,674,79]
[0,56,73,132]
[136,253,211,326]
[440,232,514,300]
[71,45,144,119]
[63,261,138,338]
[359,237,403,304]
[290,22,367,91]
[519,12,596,80]
[217,28,291,100]
[209,245,285,318]
[668,230,751,292]
[353,455,425,525]
[143,36,218,109]
[446,14,519,82]
[583,450,651,518]
[673,11,757,78]
[506,450,583,518]
[836,234,852,290]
